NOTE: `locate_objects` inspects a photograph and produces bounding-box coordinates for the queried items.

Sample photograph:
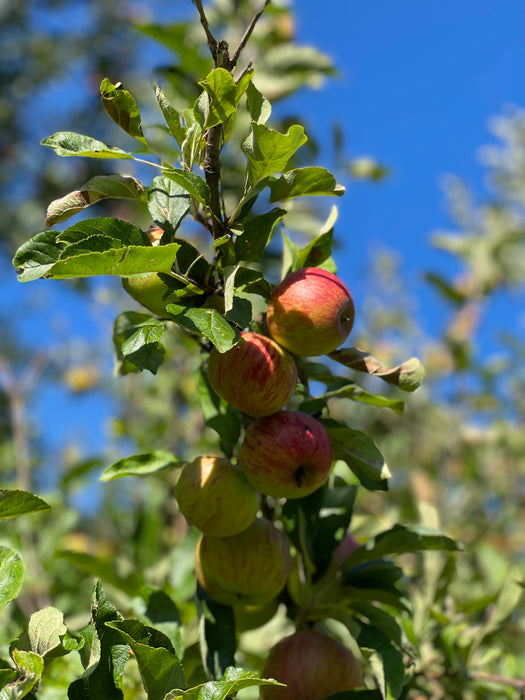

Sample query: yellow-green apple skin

[196,518,291,606]
[267,267,355,356]
[260,628,363,699]
[175,455,259,537]
[239,410,332,499]
[233,599,279,632]
[122,272,177,318]
[207,332,298,417]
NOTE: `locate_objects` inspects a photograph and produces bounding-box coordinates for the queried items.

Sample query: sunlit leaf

[100,451,182,481]
[148,176,191,231]
[154,83,187,147]
[46,174,146,225]
[166,303,239,353]
[269,167,345,202]
[242,122,307,187]
[164,168,210,205]
[163,666,283,699]
[100,78,146,144]
[41,131,135,159]
[0,546,24,610]
[0,489,51,519]
[199,68,239,129]
[234,208,286,262]
[329,348,425,392]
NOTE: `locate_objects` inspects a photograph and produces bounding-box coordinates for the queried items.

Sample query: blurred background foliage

[1,0,524,697]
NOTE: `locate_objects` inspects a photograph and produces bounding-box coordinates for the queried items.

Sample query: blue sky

[6,1,525,504]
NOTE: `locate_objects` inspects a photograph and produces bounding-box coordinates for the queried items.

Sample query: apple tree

[3,1,523,698]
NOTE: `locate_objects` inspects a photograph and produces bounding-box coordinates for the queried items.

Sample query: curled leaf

[329,347,425,392]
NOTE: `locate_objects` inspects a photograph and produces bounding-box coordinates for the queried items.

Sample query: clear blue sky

[6,1,525,506]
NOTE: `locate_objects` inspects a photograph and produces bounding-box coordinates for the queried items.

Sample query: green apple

[260,628,363,699]
[207,331,298,417]
[239,410,333,499]
[233,599,279,632]
[196,518,291,606]
[267,267,355,356]
[175,455,259,537]
[122,272,178,318]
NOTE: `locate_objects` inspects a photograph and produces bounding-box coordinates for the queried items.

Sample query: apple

[174,455,259,537]
[122,272,179,318]
[233,599,279,632]
[260,628,363,699]
[207,332,298,417]
[239,410,332,499]
[196,517,291,606]
[266,267,355,356]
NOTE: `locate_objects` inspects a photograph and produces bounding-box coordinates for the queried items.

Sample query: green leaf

[107,619,185,700]
[345,525,461,568]
[358,625,405,700]
[100,451,182,481]
[166,303,239,353]
[323,420,391,491]
[164,169,210,205]
[68,582,129,699]
[199,68,239,129]
[164,667,283,700]
[46,175,146,226]
[41,132,134,159]
[269,167,345,202]
[329,348,425,393]
[100,78,146,144]
[197,595,236,681]
[13,218,181,282]
[292,227,336,273]
[242,122,307,187]
[0,547,24,610]
[8,649,44,699]
[119,316,167,374]
[322,383,405,414]
[148,176,191,231]
[197,367,241,457]
[113,312,167,375]
[154,84,187,148]
[246,81,271,124]
[28,607,68,657]
[143,590,184,660]
[234,208,286,263]
[0,490,51,520]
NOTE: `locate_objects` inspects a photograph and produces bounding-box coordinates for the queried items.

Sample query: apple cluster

[172,267,362,695]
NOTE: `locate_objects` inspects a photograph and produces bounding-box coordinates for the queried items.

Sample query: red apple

[239,411,332,499]
[267,267,355,356]
[260,628,363,699]
[207,332,298,417]
[196,518,291,606]
[174,455,259,537]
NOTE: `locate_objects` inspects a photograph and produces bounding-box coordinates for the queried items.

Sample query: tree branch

[192,0,218,60]
[230,0,271,69]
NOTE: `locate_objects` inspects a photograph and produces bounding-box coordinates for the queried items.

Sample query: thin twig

[469,672,525,690]
[230,0,271,69]
[192,0,218,59]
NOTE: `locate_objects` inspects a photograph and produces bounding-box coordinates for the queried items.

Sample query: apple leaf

[13,218,181,282]
[9,649,44,697]
[164,667,284,700]
[28,607,69,658]
[0,489,51,519]
[148,175,192,231]
[269,167,345,202]
[197,593,236,680]
[46,174,147,226]
[166,303,240,353]
[107,619,185,700]
[164,168,210,205]
[358,625,405,700]
[322,383,405,414]
[100,451,182,481]
[199,68,239,129]
[58,551,144,599]
[41,131,135,159]
[323,420,391,491]
[0,546,24,610]
[113,312,167,375]
[197,367,242,458]
[349,601,404,648]
[142,590,184,660]
[154,83,187,148]
[242,122,307,187]
[234,208,286,262]
[246,81,271,125]
[68,582,129,700]
[344,525,461,569]
[329,347,425,393]
[100,78,147,145]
